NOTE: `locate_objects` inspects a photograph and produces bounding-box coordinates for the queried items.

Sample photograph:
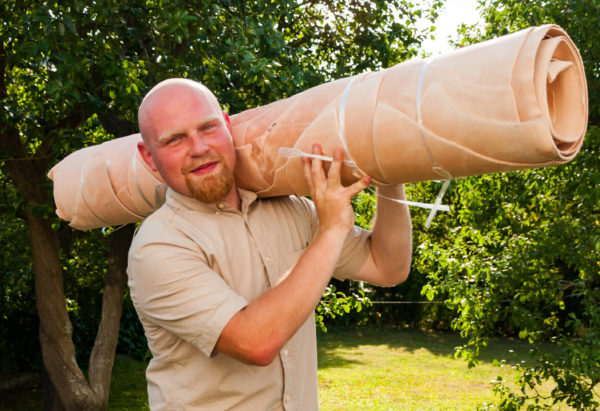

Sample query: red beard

[183,154,234,203]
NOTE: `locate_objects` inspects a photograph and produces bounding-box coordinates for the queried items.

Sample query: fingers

[327,147,343,184]
[346,174,372,197]
[302,144,326,196]
[302,156,314,194]
[310,144,327,186]
[326,146,370,198]
[328,147,369,199]
[301,144,369,199]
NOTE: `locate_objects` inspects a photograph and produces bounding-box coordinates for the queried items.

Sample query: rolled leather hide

[48,24,588,230]
[48,135,166,229]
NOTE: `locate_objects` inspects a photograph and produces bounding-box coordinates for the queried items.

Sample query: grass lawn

[317,326,534,410]
[0,326,560,410]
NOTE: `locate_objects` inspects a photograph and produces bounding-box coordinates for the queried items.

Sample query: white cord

[278,147,450,213]
[416,58,454,228]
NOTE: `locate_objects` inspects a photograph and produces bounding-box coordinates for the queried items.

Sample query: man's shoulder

[253,195,317,235]
[129,202,192,253]
[258,194,314,214]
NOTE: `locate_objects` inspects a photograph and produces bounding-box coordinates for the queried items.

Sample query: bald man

[127,78,412,410]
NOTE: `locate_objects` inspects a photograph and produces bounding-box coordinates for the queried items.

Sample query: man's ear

[137,141,158,172]
[222,110,233,135]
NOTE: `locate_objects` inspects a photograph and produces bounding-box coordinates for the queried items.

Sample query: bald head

[138,78,222,143]
[135,78,238,205]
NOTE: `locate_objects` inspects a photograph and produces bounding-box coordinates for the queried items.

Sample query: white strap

[278,58,456,226]
[416,58,454,228]
[278,147,450,213]
[425,179,452,227]
[278,146,357,168]
[377,191,450,212]
[338,76,359,165]
[338,75,388,185]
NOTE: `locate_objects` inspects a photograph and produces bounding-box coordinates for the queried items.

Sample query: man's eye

[166,135,183,145]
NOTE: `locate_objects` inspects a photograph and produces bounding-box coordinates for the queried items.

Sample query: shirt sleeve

[333,225,372,280]
[296,196,371,280]
[128,238,248,358]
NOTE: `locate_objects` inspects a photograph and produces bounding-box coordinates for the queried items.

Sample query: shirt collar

[166,187,258,214]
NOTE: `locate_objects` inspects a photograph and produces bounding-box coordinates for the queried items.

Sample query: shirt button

[216,203,225,210]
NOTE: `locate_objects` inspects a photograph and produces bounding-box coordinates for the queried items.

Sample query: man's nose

[188,134,209,155]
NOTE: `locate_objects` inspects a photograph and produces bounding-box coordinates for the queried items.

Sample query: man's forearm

[216,145,370,365]
[215,227,346,365]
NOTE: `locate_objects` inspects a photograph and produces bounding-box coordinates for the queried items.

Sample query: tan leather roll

[48,24,588,230]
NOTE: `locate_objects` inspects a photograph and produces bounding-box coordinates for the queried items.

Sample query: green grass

[108,355,150,410]
[317,326,533,410]
[0,327,565,410]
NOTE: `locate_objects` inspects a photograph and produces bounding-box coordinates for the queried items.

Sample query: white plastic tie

[278,147,450,213]
[416,58,453,228]
[339,76,359,167]
[278,146,357,168]
[338,74,389,185]
[101,224,127,235]
[377,191,450,212]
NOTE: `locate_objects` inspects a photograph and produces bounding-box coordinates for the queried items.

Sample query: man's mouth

[189,161,219,175]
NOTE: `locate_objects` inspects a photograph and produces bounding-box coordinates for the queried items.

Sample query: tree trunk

[43,370,64,411]
[88,224,135,408]
[4,151,135,410]
[27,209,97,410]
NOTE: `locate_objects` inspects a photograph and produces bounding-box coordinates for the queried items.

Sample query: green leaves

[417,1,600,406]
[316,284,372,333]
[1,0,443,378]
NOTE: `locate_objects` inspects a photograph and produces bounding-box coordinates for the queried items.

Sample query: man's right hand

[302,144,371,237]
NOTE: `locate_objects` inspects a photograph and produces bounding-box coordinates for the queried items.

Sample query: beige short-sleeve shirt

[127,188,370,410]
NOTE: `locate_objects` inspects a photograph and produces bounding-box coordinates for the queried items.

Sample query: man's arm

[349,184,413,287]
[216,145,369,366]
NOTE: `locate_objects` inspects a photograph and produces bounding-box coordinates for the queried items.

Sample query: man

[128,78,412,410]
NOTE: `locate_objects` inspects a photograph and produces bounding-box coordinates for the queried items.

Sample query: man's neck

[223,185,241,211]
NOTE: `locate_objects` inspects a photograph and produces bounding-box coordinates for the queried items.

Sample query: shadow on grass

[0,355,149,411]
[0,374,43,411]
[2,327,539,410]
[317,325,533,370]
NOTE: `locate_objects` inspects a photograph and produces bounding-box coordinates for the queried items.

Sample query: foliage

[1,2,443,406]
[346,185,456,329]
[316,284,372,333]
[0,175,40,372]
[413,1,600,408]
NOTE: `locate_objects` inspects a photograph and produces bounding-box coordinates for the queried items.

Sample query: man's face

[138,85,237,203]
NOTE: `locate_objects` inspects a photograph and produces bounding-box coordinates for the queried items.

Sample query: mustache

[181,154,224,173]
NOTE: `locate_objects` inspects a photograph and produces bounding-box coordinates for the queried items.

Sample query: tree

[0,1,441,408]
[416,1,600,408]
